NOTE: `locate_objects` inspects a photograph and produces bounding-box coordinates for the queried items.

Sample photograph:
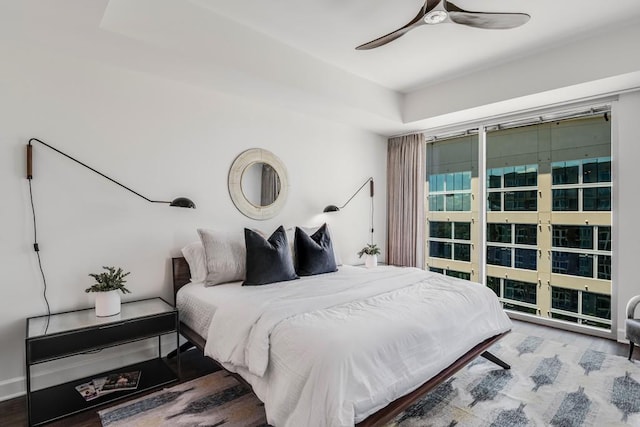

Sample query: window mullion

[478,126,487,284]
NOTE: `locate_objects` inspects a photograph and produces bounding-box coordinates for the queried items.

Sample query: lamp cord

[370,195,375,245]
[28,178,51,333]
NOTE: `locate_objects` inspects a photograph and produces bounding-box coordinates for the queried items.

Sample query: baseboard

[0,376,27,402]
[507,311,616,340]
[618,327,629,343]
[0,338,175,403]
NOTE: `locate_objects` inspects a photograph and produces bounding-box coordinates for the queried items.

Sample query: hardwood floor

[3,348,220,427]
[1,320,634,427]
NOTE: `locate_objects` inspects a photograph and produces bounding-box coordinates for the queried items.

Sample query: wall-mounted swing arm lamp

[323,177,374,213]
[323,177,374,244]
[27,138,196,208]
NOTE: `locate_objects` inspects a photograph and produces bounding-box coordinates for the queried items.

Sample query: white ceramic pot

[365,254,378,268]
[95,290,121,317]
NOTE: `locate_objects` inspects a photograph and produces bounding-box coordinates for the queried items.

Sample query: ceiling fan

[356,0,530,50]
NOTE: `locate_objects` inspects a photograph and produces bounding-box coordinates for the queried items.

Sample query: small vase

[365,254,378,268]
[95,290,121,317]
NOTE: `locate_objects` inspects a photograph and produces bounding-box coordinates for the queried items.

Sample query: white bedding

[177,265,512,427]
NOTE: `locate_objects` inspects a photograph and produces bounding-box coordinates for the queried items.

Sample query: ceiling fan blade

[444,1,530,29]
[355,26,415,50]
[356,0,441,50]
[448,11,530,29]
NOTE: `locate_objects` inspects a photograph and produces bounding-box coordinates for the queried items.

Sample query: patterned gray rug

[98,332,640,426]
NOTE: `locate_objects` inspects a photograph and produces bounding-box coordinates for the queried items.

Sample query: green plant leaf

[85,266,131,294]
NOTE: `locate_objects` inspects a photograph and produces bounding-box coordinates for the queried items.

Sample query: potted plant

[86,266,131,317]
[358,243,381,268]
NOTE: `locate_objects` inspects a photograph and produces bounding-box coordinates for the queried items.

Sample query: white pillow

[197,228,246,286]
[181,241,207,283]
[287,224,342,266]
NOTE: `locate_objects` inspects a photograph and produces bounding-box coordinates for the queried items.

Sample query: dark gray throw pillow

[294,223,338,276]
[243,226,298,286]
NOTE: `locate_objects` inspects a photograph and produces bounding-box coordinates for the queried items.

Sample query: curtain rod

[424,104,611,142]
[389,91,626,140]
[484,105,610,132]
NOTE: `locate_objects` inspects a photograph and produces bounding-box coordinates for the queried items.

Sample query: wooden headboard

[172,257,191,297]
[171,256,208,351]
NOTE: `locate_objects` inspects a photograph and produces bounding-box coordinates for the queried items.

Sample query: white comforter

[203,266,512,427]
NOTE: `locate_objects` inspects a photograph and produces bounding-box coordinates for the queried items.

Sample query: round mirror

[228,148,288,220]
[240,162,281,207]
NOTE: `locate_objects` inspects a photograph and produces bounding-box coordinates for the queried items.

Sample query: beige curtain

[387,133,425,268]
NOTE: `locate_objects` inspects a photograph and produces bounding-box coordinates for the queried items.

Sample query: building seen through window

[426,113,612,331]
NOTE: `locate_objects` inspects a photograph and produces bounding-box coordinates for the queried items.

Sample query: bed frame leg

[481,351,510,369]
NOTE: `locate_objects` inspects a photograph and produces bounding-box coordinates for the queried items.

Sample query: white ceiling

[3,0,640,135]
[190,0,640,93]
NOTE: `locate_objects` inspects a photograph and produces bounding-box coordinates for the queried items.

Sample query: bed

[172,256,512,427]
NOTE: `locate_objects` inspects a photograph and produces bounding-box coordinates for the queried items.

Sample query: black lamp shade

[323,205,339,213]
[170,197,196,208]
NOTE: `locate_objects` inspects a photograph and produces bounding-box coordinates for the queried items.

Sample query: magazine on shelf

[101,371,142,391]
[75,382,99,401]
[75,370,141,401]
[92,376,116,396]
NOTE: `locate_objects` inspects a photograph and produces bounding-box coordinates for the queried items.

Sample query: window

[484,113,612,331]
[429,267,471,281]
[426,111,613,333]
[487,246,511,267]
[428,172,472,212]
[551,225,612,280]
[487,223,537,270]
[552,157,611,212]
[551,252,593,277]
[425,134,478,281]
[552,226,593,249]
[551,286,611,328]
[428,221,471,262]
[487,165,538,211]
[487,276,538,315]
[598,226,612,251]
[487,224,511,243]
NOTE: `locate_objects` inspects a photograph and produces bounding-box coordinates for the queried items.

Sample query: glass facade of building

[551,157,612,211]
[426,113,613,331]
[429,221,471,262]
[428,172,472,211]
[426,134,478,282]
[487,165,538,211]
[429,267,471,281]
[486,276,538,314]
[487,223,538,270]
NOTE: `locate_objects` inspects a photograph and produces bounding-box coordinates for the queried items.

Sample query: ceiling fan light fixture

[424,10,448,25]
[356,0,529,50]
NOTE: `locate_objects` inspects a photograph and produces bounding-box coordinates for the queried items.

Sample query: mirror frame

[228,148,289,220]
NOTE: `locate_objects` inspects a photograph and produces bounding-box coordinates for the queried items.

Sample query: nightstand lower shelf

[30,358,177,426]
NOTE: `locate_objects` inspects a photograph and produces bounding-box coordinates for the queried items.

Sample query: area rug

[99,332,640,426]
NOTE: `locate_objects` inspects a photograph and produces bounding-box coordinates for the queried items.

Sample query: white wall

[0,43,387,399]
[402,20,640,133]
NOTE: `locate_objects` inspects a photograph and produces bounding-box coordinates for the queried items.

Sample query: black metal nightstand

[25,297,179,426]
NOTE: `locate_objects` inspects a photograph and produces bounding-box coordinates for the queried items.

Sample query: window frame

[551,157,612,212]
[550,286,612,328]
[550,224,612,280]
[486,223,539,270]
[428,172,473,212]
[428,221,472,262]
[486,164,539,212]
